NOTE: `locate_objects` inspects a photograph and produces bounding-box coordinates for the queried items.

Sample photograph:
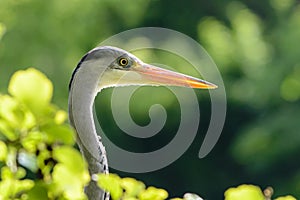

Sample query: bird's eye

[118,58,129,67]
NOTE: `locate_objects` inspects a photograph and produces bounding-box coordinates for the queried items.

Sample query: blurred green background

[1,0,300,199]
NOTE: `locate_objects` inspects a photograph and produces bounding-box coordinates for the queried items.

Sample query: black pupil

[120,59,127,66]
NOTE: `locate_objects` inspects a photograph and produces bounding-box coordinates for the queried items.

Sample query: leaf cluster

[0,68,89,199]
[0,68,296,199]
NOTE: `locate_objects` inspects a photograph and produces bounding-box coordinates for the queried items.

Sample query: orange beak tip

[210,84,218,89]
[188,80,218,89]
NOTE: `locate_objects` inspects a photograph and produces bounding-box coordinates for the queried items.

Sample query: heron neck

[69,61,108,200]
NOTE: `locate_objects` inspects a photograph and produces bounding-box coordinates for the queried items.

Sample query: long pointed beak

[133,63,218,89]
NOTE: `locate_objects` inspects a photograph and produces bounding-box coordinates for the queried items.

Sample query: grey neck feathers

[69,59,109,200]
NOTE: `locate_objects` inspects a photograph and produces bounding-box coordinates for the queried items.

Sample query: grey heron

[68,46,217,200]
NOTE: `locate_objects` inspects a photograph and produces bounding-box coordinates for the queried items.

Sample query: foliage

[0,69,296,199]
[0,68,89,199]
[225,185,265,200]
[97,173,169,200]
[224,185,296,200]
[97,173,296,200]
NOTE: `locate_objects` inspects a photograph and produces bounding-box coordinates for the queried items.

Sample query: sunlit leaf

[0,178,12,199]
[52,147,86,172]
[224,184,265,200]
[0,178,33,199]
[21,131,45,152]
[8,68,53,115]
[0,166,34,198]
[275,195,297,200]
[15,166,26,179]
[97,173,123,200]
[121,177,145,197]
[36,148,52,177]
[123,197,139,200]
[0,95,35,132]
[42,124,75,145]
[0,120,16,141]
[12,179,35,198]
[55,110,68,124]
[1,166,13,179]
[139,186,168,200]
[0,140,7,161]
[0,95,23,127]
[52,146,89,199]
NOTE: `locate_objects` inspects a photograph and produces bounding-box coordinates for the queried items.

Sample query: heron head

[78,46,217,90]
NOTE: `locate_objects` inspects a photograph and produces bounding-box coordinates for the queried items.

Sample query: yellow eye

[119,58,128,66]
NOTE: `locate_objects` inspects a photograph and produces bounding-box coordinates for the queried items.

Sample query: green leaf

[27,181,49,200]
[0,94,36,131]
[52,146,90,199]
[21,131,45,153]
[0,178,12,199]
[15,167,26,179]
[0,178,34,199]
[224,184,265,200]
[1,166,13,180]
[36,148,52,176]
[0,95,20,127]
[8,68,53,115]
[121,177,145,197]
[42,124,75,145]
[0,94,33,135]
[0,166,34,198]
[123,197,139,200]
[54,110,68,124]
[0,120,16,141]
[275,195,297,200]
[139,186,168,200]
[97,173,123,200]
[0,140,7,161]
[1,166,27,180]
[53,146,87,173]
